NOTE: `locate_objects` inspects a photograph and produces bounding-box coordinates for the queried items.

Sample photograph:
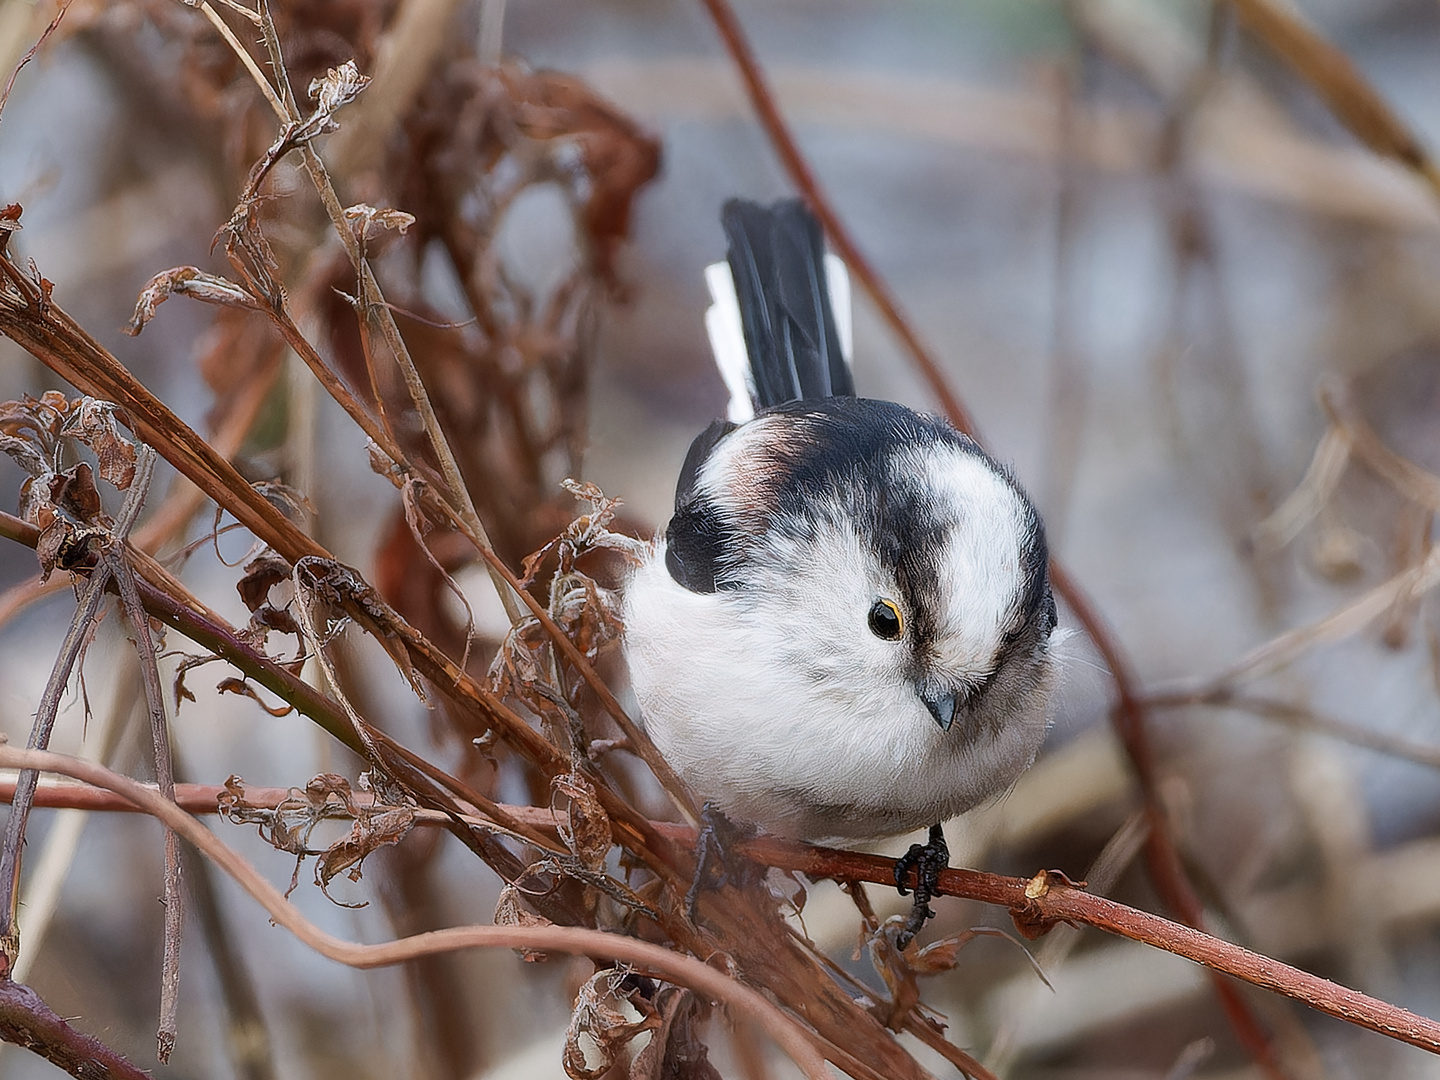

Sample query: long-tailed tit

[623,198,1059,944]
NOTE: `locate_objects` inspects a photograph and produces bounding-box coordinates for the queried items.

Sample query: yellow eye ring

[867,598,904,640]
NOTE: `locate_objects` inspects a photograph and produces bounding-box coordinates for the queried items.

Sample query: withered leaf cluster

[218,772,416,903]
[0,392,137,579]
[563,971,720,1080]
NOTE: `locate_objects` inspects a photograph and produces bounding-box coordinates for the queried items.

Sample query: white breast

[623,523,1055,842]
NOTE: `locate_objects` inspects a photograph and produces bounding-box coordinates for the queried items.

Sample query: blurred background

[2,0,1440,1077]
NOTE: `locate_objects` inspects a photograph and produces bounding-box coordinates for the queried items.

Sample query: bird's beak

[922,690,957,731]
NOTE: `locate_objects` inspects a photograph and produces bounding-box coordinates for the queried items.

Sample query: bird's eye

[867,598,904,640]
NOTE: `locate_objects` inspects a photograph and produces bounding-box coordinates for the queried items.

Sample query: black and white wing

[668,198,856,594]
[705,198,853,421]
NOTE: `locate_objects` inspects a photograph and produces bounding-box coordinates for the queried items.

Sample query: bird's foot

[685,803,758,921]
[893,822,949,950]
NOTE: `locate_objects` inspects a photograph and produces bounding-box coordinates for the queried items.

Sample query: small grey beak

[922,691,957,731]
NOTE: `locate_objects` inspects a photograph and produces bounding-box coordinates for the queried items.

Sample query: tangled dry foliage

[2,0,1440,1078]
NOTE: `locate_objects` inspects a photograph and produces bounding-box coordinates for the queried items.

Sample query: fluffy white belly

[623,551,1050,841]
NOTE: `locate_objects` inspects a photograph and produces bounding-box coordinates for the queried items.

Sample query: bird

[622,198,1060,945]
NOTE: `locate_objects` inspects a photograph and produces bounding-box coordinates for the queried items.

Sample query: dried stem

[251,0,525,625]
[1226,0,1440,201]
[0,978,149,1080]
[0,0,70,123]
[100,447,184,1061]
[0,510,569,861]
[1202,544,1440,687]
[1142,690,1440,771]
[194,1,287,120]
[0,444,155,966]
[0,564,109,965]
[0,280,608,835]
[168,0,697,829]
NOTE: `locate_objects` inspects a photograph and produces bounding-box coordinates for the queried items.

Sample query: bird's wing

[705,198,854,416]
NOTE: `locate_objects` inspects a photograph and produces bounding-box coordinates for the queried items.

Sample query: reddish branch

[694,2,1288,1071]
[694,0,976,439]
[0,978,148,1080]
[8,773,1440,1057]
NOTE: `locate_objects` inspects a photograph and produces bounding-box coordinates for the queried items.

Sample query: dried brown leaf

[309,59,370,118]
[47,462,103,525]
[0,203,20,258]
[313,803,415,904]
[217,773,416,905]
[563,969,657,1080]
[63,398,136,489]
[125,266,261,336]
[218,777,313,859]
[237,551,292,612]
[551,574,623,661]
[630,987,721,1080]
[216,677,293,717]
[553,771,612,872]
[34,519,72,582]
[171,653,220,708]
[519,537,561,587]
[251,604,301,637]
[494,882,554,961]
[0,390,66,441]
[0,432,48,478]
[497,66,661,285]
[220,196,285,303]
[343,203,415,247]
[905,929,991,975]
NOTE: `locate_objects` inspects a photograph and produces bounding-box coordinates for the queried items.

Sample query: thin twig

[193,1,287,121]
[10,664,137,987]
[900,1017,1000,1080]
[101,447,184,1062]
[0,508,568,856]
[1252,425,1351,553]
[0,978,150,1080]
[0,0,71,124]
[246,0,525,626]
[1200,544,1440,688]
[1143,689,1440,771]
[1322,380,1440,513]
[0,443,154,965]
[0,565,110,966]
[1226,0,1440,202]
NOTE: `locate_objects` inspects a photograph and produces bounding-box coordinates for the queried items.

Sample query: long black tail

[721,198,854,407]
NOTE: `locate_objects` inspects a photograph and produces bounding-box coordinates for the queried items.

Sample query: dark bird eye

[868,598,904,640]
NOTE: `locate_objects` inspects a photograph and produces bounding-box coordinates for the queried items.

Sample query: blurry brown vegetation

[2,1,1440,1079]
